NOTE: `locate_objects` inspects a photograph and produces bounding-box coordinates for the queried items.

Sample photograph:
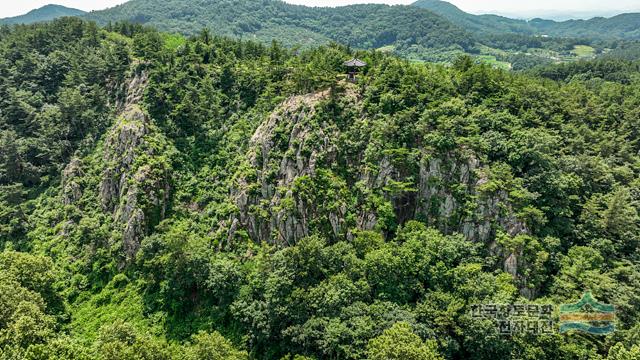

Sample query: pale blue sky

[1,0,639,18]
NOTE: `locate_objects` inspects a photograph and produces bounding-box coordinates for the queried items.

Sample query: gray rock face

[113,65,149,112]
[61,157,83,205]
[100,106,149,213]
[234,89,345,246]
[101,124,170,260]
[371,150,528,243]
[97,70,170,262]
[370,148,531,296]
[231,85,528,250]
[504,253,518,276]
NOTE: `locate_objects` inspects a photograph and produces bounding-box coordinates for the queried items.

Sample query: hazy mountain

[0,4,85,25]
[413,0,640,39]
[491,9,640,21]
[530,13,640,39]
[412,0,534,35]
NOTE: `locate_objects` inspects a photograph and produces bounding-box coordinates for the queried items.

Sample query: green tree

[366,322,442,360]
[183,331,248,360]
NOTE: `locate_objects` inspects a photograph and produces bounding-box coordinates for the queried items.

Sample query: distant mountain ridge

[84,0,473,50]
[529,13,640,39]
[411,0,534,35]
[413,0,640,40]
[0,4,85,25]
[4,1,639,41]
[490,9,640,21]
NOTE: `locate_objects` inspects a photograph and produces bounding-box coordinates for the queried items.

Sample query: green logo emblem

[559,292,615,335]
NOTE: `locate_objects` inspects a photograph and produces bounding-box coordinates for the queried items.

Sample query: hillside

[412,0,534,35]
[1,17,640,360]
[414,0,640,40]
[530,13,640,40]
[0,4,85,25]
[82,0,638,69]
[85,0,472,51]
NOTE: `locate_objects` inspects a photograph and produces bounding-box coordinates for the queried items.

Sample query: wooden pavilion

[343,58,367,82]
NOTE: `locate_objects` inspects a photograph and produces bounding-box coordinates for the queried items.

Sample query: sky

[2,0,640,18]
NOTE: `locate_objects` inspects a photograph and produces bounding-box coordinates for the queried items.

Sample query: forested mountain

[85,0,472,51]
[414,0,640,40]
[0,4,85,25]
[1,17,640,360]
[81,0,639,69]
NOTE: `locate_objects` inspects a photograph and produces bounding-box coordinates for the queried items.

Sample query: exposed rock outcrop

[100,105,149,213]
[230,84,529,249]
[99,68,172,260]
[365,148,528,242]
[61,157,83,205]
[82,68,172,262]
[234,88,348,246]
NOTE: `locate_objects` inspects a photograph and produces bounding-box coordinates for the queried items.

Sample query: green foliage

[85,0,472,54]
[0,18,130,251]
[0,252,60,354]
[607,343,640,360]
[367,322,443,360]
[1,16,640,360]
[182,331,248,360]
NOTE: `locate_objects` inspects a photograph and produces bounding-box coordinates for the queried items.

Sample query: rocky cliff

[57,67,173,263]
[231,84,529,250]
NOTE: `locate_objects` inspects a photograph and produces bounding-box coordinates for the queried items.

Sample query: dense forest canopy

[85,0,472,50]
[3,0,640,70]
[0,16,640,360]
[81,0,640,68]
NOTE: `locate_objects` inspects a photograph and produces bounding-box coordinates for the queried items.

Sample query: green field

[476,54,512,70]
[377,45,395,53]
[571,45,596,58]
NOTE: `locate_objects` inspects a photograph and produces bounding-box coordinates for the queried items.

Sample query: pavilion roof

[343,58,367,67]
